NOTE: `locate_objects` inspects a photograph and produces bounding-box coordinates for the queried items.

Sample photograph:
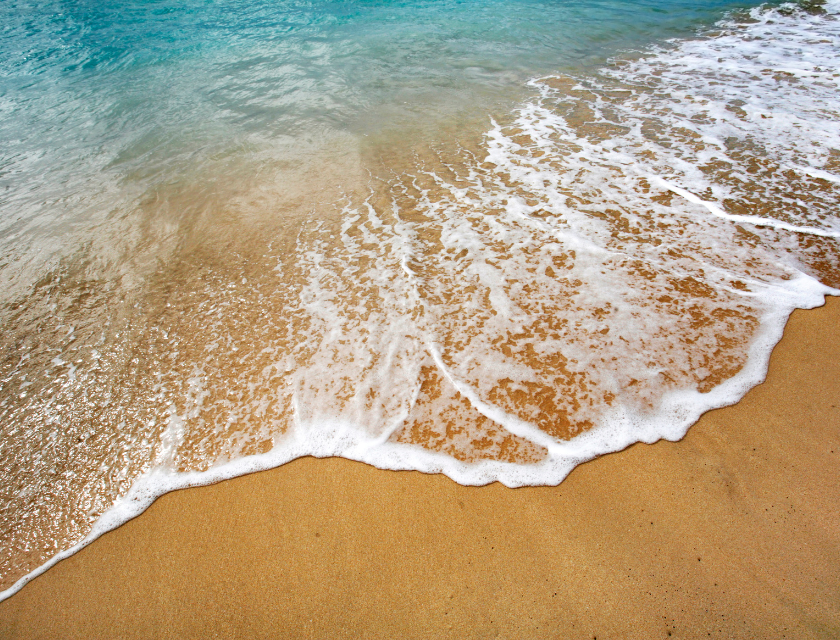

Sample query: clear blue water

[1,0,768,162]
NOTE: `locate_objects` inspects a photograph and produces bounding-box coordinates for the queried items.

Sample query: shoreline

[1,296,839,638]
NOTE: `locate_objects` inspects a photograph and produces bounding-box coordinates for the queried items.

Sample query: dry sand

[0,297,838,639]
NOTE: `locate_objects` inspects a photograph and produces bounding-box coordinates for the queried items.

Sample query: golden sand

[1,297,838,639]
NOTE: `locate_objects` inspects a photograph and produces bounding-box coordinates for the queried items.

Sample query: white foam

[650,175,840,238]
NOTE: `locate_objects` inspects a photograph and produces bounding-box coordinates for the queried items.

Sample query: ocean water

[1,0,839,599]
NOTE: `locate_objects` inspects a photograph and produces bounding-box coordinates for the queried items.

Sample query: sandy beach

[0,296,838,639]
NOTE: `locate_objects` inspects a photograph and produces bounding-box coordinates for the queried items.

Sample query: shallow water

[1,0,839,599]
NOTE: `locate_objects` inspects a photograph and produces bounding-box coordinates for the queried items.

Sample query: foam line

[649,175,840,239]
[793,165,840,185]
[427,344,567,456]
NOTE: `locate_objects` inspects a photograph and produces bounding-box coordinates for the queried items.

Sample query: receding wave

[1,0,839,600]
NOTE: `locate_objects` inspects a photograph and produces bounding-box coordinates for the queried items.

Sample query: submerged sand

[0,297,838,638]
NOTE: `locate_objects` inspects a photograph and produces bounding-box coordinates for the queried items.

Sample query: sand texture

[0,297,839,639]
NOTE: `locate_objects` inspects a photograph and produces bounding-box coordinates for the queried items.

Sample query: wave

[2,0,839,602]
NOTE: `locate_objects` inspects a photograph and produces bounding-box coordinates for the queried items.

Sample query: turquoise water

[1,0,766,181]
[3,0,766,134]
[2,0,840,603]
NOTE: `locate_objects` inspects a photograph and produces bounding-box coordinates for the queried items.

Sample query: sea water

[1,0,838,599]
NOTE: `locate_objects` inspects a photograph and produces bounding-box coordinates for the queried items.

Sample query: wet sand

[1,297,838,639]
